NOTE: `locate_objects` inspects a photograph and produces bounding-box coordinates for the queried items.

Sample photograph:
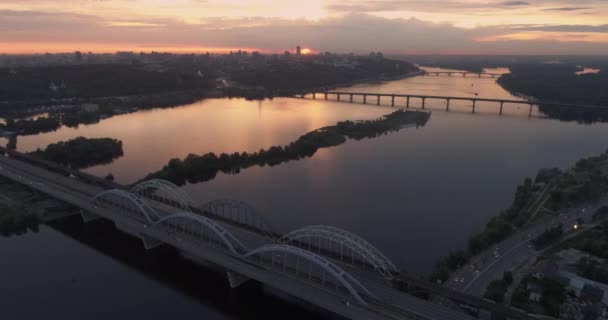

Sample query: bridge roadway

[0,153,482,320]
[294,91,608,116]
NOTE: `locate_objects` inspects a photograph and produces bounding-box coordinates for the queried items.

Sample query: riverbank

[431,149,608,282]
[496,64,608,123]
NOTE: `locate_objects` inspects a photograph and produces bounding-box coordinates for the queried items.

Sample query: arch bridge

[0,146,534,320]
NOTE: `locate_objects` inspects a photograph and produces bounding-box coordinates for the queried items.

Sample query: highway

[446,198,604,296]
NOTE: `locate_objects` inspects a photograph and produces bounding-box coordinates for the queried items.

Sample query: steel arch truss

[93,189,161,222]
[281,225,399,280]
[155,212,248,255]
[244,244,375,306]
[131,179,195,212]
[199,199,275,236]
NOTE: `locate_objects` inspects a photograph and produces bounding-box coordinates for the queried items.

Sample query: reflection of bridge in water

[422,71,502,78]
[0,147,534,320]
[292,91,608,117]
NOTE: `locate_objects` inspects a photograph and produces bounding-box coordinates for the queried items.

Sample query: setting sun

[301,48,312,55]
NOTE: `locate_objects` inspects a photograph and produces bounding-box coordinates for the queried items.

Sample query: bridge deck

[0,153,478,320]
[297,91,608,110]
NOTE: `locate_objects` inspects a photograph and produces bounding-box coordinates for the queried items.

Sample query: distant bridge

[423,71,502,78]
[0,147,536,320]
[292,91,608,116]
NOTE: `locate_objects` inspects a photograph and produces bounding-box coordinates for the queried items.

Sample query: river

[2,68,608,319]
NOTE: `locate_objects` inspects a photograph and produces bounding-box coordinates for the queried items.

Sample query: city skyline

[2,0,608,55]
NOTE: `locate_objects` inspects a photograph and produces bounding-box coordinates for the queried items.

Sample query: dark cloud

[512,24,608,32]
[502,1,530,6]
[543,7,592,11]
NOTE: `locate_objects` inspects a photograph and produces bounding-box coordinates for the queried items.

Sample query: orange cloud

[0,41,262,54]
[476,31,608,43]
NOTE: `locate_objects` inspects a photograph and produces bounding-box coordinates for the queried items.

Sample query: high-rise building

[296,46,301,56]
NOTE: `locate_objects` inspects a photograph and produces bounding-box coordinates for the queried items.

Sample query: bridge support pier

[337,94,341,102]
[406,96,410,108]
[529,104,534,117]
[363,95,367,104]
[446,99,450,111]
[140,234,163,250]
[350,94,353,103]
[312,93,316,99]
[391,95,395,107]
[377,95,381,105]
[421,98,426,109]
[324,93,328,100]
[499,102,504,115]
[472,100,477,113]
[227,271,251,288]
[80,209,100,223]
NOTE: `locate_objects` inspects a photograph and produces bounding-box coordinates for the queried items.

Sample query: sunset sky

[2,0,608,55]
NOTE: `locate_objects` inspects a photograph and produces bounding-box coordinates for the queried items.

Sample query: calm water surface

[3,70,608,319]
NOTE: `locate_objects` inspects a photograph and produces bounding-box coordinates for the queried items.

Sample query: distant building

[560,271,608,304]
[296,46,301,56]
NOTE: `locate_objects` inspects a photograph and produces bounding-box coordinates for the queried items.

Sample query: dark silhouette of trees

[30,137,123,169]
[498,63,608,123]
[0,206,39,237]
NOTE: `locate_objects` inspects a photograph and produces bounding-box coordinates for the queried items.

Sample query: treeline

[484,272,514,303]
[0,206,39,237]
[0,64,214,104]
[547,152,608,210]
[468,178,537,254]
[497,63,608,122]
[230,57,418,91]
[571,222,608,260]
[142,109,430,186]
[1,117,61,135]
[0,90,207,136]
[30,137,123,169]
[532,224,563,249]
